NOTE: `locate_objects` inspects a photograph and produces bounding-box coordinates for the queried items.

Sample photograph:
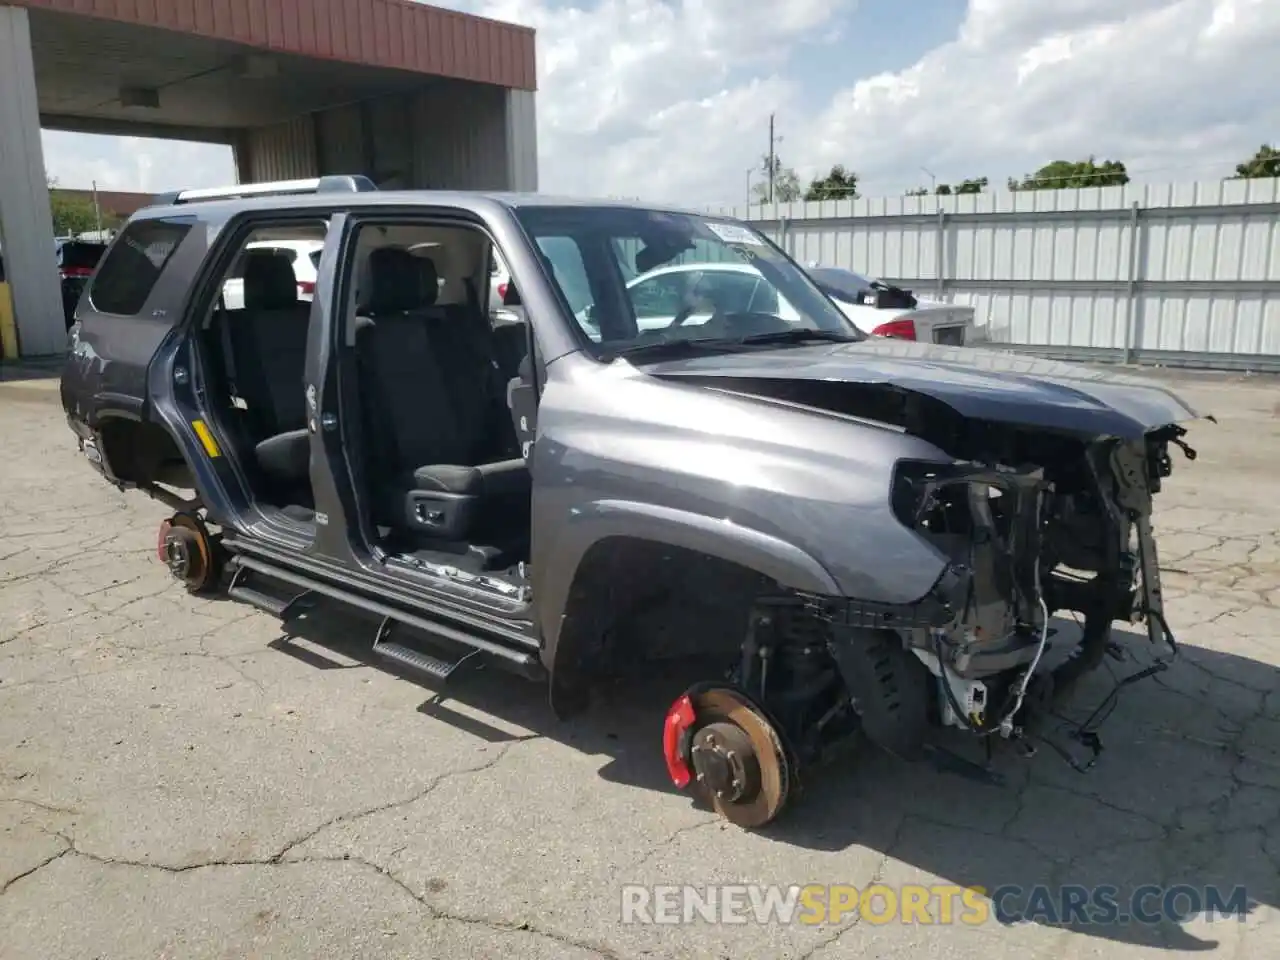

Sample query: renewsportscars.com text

[619,883,1250,927]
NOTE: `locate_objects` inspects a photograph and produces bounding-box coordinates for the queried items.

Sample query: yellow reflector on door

[192,419,221,458]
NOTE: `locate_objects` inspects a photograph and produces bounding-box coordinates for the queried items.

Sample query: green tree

[804,164,858,201]
[909,177,988,196]
[751,154,802,203]
[46,177,113,236]
[1008,158,1129,190]
[946,176,988,195]
[1230,144,1280,179]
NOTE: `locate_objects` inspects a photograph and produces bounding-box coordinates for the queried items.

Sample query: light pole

[91,180,103,236]
[920,166,936,193]
[746,167,755,209]
[767,114,784,203]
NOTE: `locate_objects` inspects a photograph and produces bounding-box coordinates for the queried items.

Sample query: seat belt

[217,293,241,402]
[462,275,518,456]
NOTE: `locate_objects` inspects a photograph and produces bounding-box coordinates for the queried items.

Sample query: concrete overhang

[14,0,536,143]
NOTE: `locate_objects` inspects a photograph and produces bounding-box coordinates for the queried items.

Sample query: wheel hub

[162,529,194,578]
[691,722,758,803]
[684,686,793,829]
[156,513,220,594]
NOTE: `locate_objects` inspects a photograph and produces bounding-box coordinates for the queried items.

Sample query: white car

[805,264,976,346]
[578,261,976,345]
[220,239,323,310]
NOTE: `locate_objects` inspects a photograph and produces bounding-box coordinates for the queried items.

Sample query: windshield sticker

[706,222,765,246]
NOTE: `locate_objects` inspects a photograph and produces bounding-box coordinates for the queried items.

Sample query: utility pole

[767,113,776,204]
[91,180,103,237]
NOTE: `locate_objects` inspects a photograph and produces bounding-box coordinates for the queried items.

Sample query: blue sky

[789,0,968,101]
[41,0,1280,205]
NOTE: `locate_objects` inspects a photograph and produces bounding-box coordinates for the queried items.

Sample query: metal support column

[935,208,947,300]
[0,5,65,357]
[1121,200,1142,365]
[504,89,539,192]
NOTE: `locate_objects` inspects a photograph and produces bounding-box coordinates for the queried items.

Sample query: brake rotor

[687,687,792,829]
[159,513,220,594]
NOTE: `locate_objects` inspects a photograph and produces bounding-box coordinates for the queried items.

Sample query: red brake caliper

[662,693,697,788]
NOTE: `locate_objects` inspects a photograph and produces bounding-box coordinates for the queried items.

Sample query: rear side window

[89,219,192,316]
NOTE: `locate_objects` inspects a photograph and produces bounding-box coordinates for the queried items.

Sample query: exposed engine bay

[716,419,1195,788]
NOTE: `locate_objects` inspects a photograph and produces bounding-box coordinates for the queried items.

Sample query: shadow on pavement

[275,605,1279,952]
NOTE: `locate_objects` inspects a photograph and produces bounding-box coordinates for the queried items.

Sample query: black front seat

[356,247,529,541]
[224,250,312,488]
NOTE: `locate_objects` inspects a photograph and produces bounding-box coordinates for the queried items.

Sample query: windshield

[808,266,877,302]
[513,205,863,355]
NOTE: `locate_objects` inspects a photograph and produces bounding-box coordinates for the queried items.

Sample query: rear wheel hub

[156,513,221,594]
[161,526,197,578]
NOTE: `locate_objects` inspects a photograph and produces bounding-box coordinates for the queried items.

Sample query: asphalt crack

[275,734,542,862]
[1,832,620,958]
[0,846,73,896]
[795,810,912,960]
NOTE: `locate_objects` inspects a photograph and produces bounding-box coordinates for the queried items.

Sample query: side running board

[227,554,544,682]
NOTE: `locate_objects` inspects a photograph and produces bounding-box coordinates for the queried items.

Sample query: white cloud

[41,131,235,194]
[460,0,850,204]
[800,0,1280,194]
[37,0,1280,206]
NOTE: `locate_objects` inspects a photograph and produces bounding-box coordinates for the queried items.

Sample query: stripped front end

[814,423,1192,773]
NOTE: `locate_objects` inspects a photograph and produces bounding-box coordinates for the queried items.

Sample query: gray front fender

[534,498,839,687]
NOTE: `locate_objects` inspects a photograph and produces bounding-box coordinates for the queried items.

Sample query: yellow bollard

[0,282,19,360]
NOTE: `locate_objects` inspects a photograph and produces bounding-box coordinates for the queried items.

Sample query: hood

[639,338,1202,441]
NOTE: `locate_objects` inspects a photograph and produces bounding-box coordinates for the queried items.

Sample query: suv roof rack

[154,174,378,206]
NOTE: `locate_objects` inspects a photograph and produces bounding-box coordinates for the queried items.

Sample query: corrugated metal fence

[707,178,1280,372]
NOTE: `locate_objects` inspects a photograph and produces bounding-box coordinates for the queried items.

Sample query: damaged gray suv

[60,176,1202,827]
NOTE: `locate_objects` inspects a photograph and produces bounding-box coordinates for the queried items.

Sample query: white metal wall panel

[715,178,1280,369]
[958,290,1130,349]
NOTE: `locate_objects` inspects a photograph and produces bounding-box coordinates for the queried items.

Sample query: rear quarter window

[89,219,192,316]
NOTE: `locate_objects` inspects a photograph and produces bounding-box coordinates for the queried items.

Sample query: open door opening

[194,220,328,527]
[340,220,535,587]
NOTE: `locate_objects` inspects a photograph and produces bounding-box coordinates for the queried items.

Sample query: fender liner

[535,499,840,714]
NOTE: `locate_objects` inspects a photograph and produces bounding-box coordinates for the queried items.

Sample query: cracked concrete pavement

[1,367,1277,959]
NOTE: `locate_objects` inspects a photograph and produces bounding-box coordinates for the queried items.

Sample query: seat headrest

[243,251,299,310]
[412,253,439,305]
[362,247,438,315]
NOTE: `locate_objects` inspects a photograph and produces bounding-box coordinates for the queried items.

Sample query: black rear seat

[223,250,312,489]
[355,247,529,541]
